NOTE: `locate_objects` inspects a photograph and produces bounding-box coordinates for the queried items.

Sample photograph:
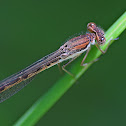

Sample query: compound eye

[98,36,106,45]
[87,22,96,27]
[101,37,104,41]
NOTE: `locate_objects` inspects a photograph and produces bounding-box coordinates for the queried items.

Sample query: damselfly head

[87,22,106,45]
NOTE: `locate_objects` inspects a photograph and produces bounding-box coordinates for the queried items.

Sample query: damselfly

[0,22,109,103]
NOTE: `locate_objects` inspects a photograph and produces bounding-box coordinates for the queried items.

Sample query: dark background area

[0,0,125,126]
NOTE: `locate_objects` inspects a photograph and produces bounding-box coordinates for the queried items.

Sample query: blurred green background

[0,0,125,126]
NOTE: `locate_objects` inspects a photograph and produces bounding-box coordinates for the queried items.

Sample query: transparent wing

[0,49,62,103]
[0,76,35,103]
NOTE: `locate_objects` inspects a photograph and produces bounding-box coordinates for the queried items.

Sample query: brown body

[0,22,106,103]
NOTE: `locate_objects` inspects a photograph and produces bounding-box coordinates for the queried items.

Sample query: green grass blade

[14,11,126,126]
